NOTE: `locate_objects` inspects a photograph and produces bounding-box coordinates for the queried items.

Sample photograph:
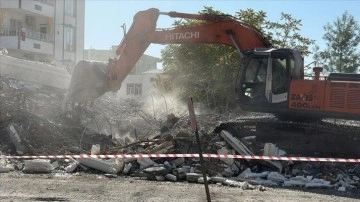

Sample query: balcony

[0,27,54,55]
[1,27,53,43]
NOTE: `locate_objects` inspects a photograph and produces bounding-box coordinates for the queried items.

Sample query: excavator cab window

[239,49,296,107]
[241,56,268,103]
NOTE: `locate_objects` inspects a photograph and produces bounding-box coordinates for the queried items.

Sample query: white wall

[20,38,54,54]
[0,0,19,8]
[21,0,54,17]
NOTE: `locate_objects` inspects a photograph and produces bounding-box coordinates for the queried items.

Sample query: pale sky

[84,0,360,65]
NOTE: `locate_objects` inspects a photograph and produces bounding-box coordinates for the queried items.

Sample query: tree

[268,13,315,55]
[156,7,314,113]
[313,11,360,73]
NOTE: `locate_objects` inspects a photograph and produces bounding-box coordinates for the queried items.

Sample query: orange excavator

[68,8,360,156]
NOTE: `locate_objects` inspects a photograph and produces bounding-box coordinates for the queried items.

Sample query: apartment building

[83,46,162,99]
[0,0,84,68]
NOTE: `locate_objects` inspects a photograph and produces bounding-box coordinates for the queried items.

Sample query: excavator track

[213,115,360,158]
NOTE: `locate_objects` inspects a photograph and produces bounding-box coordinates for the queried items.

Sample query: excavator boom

[68,8,272,104]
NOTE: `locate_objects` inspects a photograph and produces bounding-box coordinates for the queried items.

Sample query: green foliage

[313,11,360,73]
[156,7,314,113]
[268,13,315,55]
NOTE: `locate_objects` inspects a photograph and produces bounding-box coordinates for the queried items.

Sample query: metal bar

[187,98,211,202]
[228,32,243,58]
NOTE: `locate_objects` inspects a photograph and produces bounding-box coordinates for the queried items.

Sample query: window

[64,0,75,17]
[126,83,142,95]
[64,26,75,51]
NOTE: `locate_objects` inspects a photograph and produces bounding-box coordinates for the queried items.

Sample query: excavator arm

[68,8,272,105]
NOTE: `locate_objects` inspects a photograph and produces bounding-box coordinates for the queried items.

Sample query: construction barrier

[1,154,359,163]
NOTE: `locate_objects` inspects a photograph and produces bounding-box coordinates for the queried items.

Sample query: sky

[84,0,360,65]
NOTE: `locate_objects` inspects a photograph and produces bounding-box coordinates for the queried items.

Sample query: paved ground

[0,172,359,202]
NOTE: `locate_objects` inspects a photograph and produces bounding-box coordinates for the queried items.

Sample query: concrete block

[186,173,203,182]
[137,157,156,169]
[123,163,132,174]
[165,173,177,181]
[263,143,286,156]
[170,158,185,167]
[305,182,333,189]
[197,176,211,184]
[143,166,168,176]
[211,176,226,183]
[156,175,166,181]
[0,166,13,173]
[23,159,53,173]
[267,172,286,183]
[77,158,123,174]
[65,162,78,173]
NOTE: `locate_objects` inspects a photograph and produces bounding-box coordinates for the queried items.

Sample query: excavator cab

[238,48,303,115]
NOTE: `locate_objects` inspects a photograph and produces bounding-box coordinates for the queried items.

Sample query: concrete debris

[143,166,168,176]
[263,143,286,156]
[123,163,133,174]
[170,157,185,167]
[155,175,166,181]
[186,173,203,182]
[165,173,177,181]
[65,162,78,173]
[267,172,287,183]
[0,76,359,192]
[77,158,123,174]
[197,176,211,184]
[91,144,101,155]
[22,159,53,173]
[137,157,156,169]
[6,124,26,155]
[0,160,14,173]
[217,147,234,165]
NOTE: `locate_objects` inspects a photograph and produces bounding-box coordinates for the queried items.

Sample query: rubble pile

[0,76,359,192]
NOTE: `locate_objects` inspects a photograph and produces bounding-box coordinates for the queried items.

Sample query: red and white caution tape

[1,154,359,163]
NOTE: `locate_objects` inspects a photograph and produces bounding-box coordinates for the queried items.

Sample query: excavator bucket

[66,60,110,107]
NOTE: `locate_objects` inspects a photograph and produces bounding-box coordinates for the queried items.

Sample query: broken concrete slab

[137,157,156,169]
[220,130,253,155]
[65,162,78,173]
[155,175,166,181]
[23,159,53,173]
[186,173,203,182]
[143,166,168,176]
[238,169,270,179]
[7,124,26,155]
[146,141,173,154]
[220,130,282,172]
[211,176,226,183]
[123,163,132,174]
[263,143,286,156]
[0,165,13,173]
[267,172,286,183]
[284,180,306,187]
[197,176,211,184]
[170,157,185,167]
[165,173,177,181]
[305,182,333,189]
[77,158,123,174]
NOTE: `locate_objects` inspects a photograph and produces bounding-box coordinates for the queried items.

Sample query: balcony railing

[0,27,54,43]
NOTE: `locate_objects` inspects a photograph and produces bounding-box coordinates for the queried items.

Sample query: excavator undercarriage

[213,115,360,158]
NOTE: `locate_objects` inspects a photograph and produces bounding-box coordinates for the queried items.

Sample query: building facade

[0,0,84,68]
[83,46,162,99]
